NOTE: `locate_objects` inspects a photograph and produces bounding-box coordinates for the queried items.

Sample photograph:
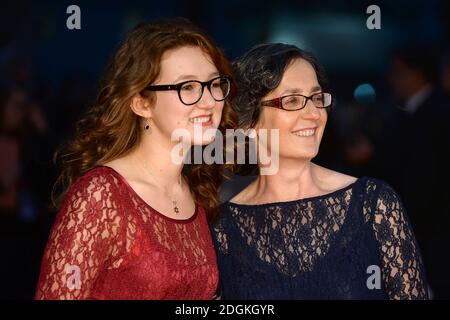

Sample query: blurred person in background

[0,84,50,299]
[442,49,450,96]
[0,87,22,218]
[374,44,450,299]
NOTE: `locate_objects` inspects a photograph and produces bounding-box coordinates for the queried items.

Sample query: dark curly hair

[232,43,329,129]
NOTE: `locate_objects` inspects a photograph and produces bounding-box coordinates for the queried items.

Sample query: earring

[144,120,151,132]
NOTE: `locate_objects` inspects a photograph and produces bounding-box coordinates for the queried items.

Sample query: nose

[196,86,216,109]
[301,99,320,120]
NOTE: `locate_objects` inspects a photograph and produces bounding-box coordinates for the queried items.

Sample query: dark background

[1,0,450,299]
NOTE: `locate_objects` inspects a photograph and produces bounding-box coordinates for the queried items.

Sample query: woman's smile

[291,127,317,137]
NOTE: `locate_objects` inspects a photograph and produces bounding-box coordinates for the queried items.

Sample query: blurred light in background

[354,83,376,104]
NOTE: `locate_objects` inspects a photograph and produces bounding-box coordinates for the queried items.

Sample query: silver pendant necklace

[141,159,182,215]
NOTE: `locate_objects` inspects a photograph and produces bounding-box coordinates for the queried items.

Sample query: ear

[130,93,153,119]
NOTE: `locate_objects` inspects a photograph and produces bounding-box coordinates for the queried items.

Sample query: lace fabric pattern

[35,166,218,300]
[211,177,428,300]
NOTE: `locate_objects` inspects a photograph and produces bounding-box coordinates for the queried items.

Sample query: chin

[290,148,319,160]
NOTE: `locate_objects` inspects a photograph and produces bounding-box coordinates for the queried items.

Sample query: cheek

[216,102,225,113]
[258,109,288,131]
[320,110,328,126]
[314,111,328,144]
[213,102,225,118]
[153,96,191,128]
[258,112,294,149]
[273,113,298,139]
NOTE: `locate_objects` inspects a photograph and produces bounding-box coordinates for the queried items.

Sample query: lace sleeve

[371,181,429,300]
[211,210,229,255]
[35,172,126,299]
[210,213,230,300]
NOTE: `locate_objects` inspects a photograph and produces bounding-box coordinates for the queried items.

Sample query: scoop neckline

[226,176,365,208]
[97,165,199,224]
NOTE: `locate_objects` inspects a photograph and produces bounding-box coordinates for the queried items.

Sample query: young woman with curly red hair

[35,18,236,300]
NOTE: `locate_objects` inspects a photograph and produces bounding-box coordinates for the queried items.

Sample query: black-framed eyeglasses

[141,76,231,106]
[261,92,333,111]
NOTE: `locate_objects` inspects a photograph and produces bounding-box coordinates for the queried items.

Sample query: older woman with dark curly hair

[210,43,429,300]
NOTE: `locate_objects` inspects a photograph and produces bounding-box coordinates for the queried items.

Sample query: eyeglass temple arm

[143,84,179,91]
[260,98,283,109]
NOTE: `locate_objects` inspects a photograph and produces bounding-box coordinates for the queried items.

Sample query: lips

[292,127,317,137]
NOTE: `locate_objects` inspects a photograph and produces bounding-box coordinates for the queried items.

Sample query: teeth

[190,115,211,124]
[293,128,316,137]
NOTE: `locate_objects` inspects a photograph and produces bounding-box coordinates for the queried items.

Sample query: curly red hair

[52,18,237,222]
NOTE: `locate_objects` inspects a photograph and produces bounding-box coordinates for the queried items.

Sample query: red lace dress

[35,166,218,300]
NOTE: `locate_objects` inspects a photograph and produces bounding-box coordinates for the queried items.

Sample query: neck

[132,132,187,186]
[254,158,320,202]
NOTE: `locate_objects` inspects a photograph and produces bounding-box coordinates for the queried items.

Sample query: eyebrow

[280,86,322,95]
[172,72,220,83]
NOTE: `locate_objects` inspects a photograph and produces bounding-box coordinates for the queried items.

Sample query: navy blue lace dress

[211,177,428,299]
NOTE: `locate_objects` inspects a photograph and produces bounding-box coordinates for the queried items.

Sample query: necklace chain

[140,158,182,215]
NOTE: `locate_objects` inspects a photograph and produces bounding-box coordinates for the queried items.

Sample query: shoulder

[313,167,405,213]
[313,165,357,190]
[48,167,130,264]
[228,178,258,205]
[229,189,251,205]
[61,166,128,213]
[358,177,408,226]
[49,166,129,247]
[70,166,125,193]
[359,177,400,202]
